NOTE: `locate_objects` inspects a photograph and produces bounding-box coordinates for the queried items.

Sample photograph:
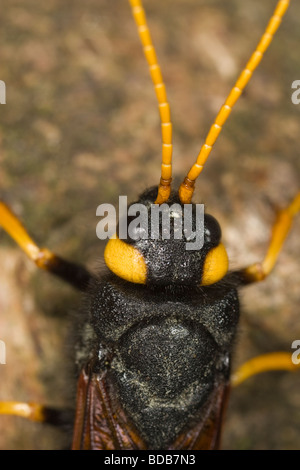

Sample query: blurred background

[0,0,299,449]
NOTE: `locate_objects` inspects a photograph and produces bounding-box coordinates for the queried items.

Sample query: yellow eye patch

[105,235,228,287]
[104,235,147,284]
[201,243,229,286]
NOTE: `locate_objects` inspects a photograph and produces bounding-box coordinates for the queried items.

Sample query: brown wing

[72,364,229,450]
[72,365,147,450]
[169,382,230,450]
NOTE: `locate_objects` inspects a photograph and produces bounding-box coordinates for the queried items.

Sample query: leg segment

[236,192,300,284]
[0,201,93,291]
[0,401,73,426]
[231,352,300,387]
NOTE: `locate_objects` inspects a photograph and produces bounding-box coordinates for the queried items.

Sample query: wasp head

[104,187,228,287]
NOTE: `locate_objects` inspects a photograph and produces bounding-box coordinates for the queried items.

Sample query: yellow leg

[238,192,300,283]
[0,201,92,290]
[0,402,46,422]
[231,352,300,387]
[0,401,73,425]
[0,201,57,268]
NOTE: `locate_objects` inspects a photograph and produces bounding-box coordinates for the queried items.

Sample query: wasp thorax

[104,187,228,287]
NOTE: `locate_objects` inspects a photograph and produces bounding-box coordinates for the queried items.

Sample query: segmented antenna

[129,0,173,204]
[179,0,290,204]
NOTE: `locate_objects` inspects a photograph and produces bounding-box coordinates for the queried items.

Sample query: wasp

[0,0,299,450]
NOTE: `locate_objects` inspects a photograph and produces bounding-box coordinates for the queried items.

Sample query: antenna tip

[179,177,195,204]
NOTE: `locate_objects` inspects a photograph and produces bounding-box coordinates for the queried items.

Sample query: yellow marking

[104,234,147,284]
[231,352,300,387]
[179,0,290,203]
[201,243,229,286]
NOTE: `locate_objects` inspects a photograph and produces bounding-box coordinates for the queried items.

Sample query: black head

[104,187,228,287]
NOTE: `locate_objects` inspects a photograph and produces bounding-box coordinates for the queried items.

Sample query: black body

[87,275,239,449]
[77,188,240,449]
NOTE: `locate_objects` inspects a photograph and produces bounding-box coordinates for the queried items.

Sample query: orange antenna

[179,0,290,204]
[129,0,172,204]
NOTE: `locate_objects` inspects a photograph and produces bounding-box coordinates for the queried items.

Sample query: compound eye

[204,214,222,245]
